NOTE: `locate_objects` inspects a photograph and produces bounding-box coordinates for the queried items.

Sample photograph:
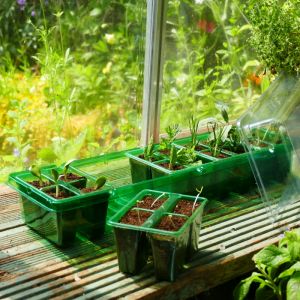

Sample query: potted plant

[42,159,87,189]
[126,124,181,183]
[125,138,163,183]
[108,189,208,281]
[8,167,111,247]
[108,190,169,274]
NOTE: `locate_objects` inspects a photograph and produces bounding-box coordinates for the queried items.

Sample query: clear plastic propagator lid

[237,73,300,217]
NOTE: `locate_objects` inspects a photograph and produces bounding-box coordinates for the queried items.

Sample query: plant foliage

[234,228,300,300]
[243,0,300,73]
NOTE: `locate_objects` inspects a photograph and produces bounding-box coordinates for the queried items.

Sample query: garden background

[0,0,270,182]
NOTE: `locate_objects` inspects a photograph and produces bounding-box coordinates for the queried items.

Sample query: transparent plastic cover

[238,73,300,217]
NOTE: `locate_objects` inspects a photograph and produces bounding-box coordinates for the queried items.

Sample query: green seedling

[192,186,203,213]
[62,158,76,179]
[29,165,44,186]
[143,137,155,161]
[207,103,233,157]
[160,124,181,151]
[51,169,60,198]
[189,116,200,148]
[169,145,178,170]
[94,176,107,190]
[150,192,166,209]
[168,145,201,170]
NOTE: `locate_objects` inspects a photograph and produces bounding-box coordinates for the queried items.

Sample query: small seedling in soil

[51,169,60,198]
[120,210,152,226]
[28,165,48,188]
[142,137,155,161]
[189,115,200,148]
[156,215,186,231]
[159,124,181,153]
[58,159,84,181]
[150,193,166,209]
[80,176,107,193]
[173,187,203,216]
[136,194,167,210]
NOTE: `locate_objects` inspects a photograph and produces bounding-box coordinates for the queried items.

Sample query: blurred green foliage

[0,0,269,181]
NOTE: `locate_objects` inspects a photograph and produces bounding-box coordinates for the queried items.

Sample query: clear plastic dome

[237,73,300,217]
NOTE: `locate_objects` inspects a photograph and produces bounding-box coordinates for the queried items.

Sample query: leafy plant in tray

[80,176,107,193]
[28,164,50,188]
[159,124,181,155]
[58,159,87,188]
[109,190,169,275]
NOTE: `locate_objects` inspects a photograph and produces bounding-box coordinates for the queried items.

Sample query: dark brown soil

[195,144,207,151]
[159,162,184,170]
[135,195,167,210]
[120,210,152,226]
[159,149,170,155]
[80,187,96,193]
[45,189,73,199]
[173,199,200,216]
[201,151,229,159]
[223,145,246,154]
[60,173,85,182]
[156,215,186,231]
[28,180,50,188]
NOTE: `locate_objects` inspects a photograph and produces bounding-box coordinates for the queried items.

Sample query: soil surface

[60,173,85,182]
[173,199,200,216]
[29,180,50,188]
[80,187,96,193]
[195,144,207,151]
[223,145,246,154]
[156,215,186,231]
[135,195,167,210]
[120,210,152,226]
[201,151,229,159]
[159,162,184,170]
[45,189,73,199]
[158,149,170,156]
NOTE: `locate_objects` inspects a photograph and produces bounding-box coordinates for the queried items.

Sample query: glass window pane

[161,0,269,131]
[0,1,146,181]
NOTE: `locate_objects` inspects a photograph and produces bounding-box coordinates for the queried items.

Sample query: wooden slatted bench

[1,184,299,299]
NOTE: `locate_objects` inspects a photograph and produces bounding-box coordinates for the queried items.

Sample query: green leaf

[287,272,300,300]
[255,283,276,300]
[63,159,76,175]
[29,165,41,179]
[280,230,300,261]
[279,262,300,279]
[95,177,107,190]
[233,274,263,300]
[51,169,60,182]
[37,148,58,163]
[253,245,290,268]
[242,60,260,71]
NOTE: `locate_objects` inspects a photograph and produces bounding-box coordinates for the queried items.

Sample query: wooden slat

[0,186,299,300]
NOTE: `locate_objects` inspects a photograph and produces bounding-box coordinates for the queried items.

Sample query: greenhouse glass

[160,0,267,131]
[0,1,147,181]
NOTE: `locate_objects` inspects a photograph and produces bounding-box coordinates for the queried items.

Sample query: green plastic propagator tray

[8,132,290,248]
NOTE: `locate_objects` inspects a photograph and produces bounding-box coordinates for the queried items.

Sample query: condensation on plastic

[237,72,300,219]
